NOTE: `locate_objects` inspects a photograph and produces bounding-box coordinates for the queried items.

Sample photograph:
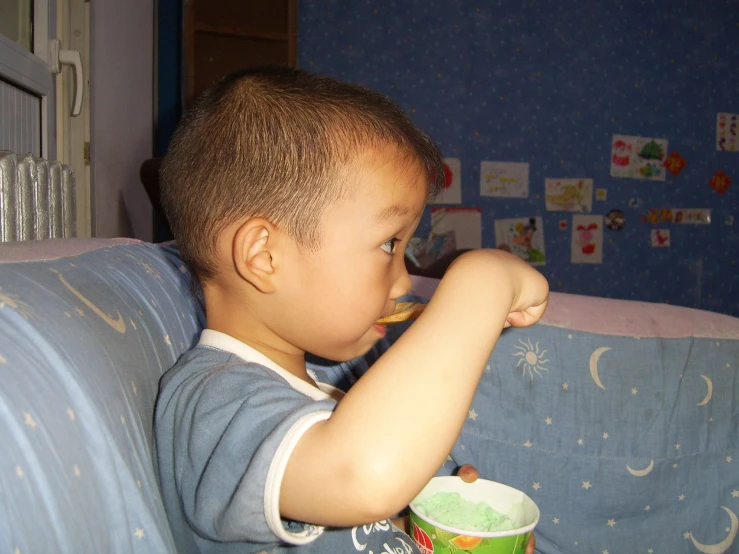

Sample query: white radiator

[0,151,76,242]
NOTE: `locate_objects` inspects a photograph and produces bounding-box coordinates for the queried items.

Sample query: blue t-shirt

[154,329,423,553]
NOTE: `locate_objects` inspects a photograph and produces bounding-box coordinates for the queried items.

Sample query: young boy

[155,66,547,553]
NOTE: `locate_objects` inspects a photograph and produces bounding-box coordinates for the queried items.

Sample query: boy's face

[275,148,428,362]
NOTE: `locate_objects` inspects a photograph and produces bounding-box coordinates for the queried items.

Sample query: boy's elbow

[344,455,412,523]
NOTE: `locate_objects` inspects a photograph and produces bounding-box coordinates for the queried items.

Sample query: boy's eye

[381,238,400,254]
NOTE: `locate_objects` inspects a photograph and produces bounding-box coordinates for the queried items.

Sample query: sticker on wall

[494,216,546,265]
[663,151,687,177]
[628,197,643,209]
[651,229,671,247]
[709,170,732,195]
[430,207,481,249]
[605,209,626,231]
[431,158,462,205]
[544,178,593,212]
[717,113,738,152]
[480,161,529,198]
[595,188,607,201]
[673,208,711,224]
[571,215,604,264]
[610,135,668,181]
[641,208,674,225]
[558,219,568,230]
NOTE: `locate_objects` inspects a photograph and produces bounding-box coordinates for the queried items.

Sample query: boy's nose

[389,261,412,300]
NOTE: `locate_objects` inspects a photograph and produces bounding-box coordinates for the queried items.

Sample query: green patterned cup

[408,476,539,554]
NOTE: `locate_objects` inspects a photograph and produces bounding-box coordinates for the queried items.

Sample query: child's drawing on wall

[480,161,529,198]
[571,214,604,263]
[545,178,593,212]
[716,112,738,152]
[651,229,671,247]
[494,216,546,265]
[610,135,668,181]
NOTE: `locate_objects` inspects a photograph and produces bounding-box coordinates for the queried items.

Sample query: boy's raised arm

[280,248,549,526]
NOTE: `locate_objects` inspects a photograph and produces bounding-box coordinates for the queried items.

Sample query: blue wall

[299,0,739,317]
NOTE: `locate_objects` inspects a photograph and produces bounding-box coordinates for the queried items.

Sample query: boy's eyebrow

[375,204,414,220]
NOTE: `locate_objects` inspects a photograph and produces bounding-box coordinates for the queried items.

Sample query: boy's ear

[232,218,278,293]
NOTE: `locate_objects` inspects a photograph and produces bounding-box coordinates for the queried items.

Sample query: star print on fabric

[24,412,37,430]
[552,517,559,524]
[532,482,541,490]
[645,505,651,511]
[523,440,533,447]
[578,438,584,445]
[131,381,138,396]
[582,481,592,490]
[673,463,679,468]
[684,531,691,539]
[134,528,145,539]
[164,335,171,345]
[679,494,685,501]
[602,432,609,439]
[648,549,654,553]
[130,319,137,330]
[675,443,680,450]
[727,456,733,463]
[15,466,24,478]
[607,519,616,527]
[631,388,638,395]
[567,334,573,339]
[731,490,739,498]
[121,416,126,424]
[485,364,491,372]
[562,382,569,390]
[545,417,552,425]
[0,354,5,364]
[73,465,80,477]
[67,407,76,421]
[468,408,478,421]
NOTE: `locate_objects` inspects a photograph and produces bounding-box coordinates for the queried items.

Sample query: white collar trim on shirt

[199,329,341,402]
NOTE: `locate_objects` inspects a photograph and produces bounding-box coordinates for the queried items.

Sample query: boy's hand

[446,249,549,329]
[457,465,536,554]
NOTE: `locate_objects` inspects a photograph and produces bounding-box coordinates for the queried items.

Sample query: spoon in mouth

[375,302,426,325]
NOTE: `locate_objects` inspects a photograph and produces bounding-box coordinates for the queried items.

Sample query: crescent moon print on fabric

[697,374,714,406]
[625,459,654,477]
[589,347,611,390]
[689,506,738,554]
[51,269,126,334]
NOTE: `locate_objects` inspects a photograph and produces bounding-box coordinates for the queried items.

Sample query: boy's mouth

[375,302,425,325]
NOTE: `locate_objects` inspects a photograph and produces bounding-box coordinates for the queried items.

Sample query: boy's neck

[202,282,318,387]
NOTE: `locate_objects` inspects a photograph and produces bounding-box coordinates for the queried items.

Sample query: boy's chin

[310,337,382,364]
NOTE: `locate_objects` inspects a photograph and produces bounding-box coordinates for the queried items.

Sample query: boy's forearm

[335,251,516,505]
[283,250,542,525]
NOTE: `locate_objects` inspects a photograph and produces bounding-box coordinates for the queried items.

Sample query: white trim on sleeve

[264,409,333,545]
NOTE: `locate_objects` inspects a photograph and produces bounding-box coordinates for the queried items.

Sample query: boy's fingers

[526,533,536,554]
[457,464,479,483]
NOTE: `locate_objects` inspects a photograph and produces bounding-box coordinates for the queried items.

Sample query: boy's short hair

[160,65,444,282]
